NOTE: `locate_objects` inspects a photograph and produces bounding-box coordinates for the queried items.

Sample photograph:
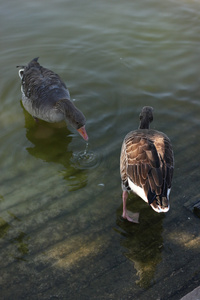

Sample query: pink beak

[77,126,88,141]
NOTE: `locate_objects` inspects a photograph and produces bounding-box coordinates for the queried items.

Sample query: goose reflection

[22,103,88,191]
[115,196,164,288]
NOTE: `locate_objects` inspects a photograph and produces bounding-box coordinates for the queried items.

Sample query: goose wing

[21,58,70,103]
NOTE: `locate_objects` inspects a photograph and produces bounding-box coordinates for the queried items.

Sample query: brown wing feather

[120,141,127,183]
[152,132,174,189]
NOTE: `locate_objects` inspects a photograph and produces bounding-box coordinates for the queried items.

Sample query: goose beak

[77,126,88,141]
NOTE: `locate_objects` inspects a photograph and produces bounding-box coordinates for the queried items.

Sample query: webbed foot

[122,210,139,223]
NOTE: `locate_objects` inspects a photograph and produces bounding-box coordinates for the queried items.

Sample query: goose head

[139,106,153,129]
[56,99,88,141]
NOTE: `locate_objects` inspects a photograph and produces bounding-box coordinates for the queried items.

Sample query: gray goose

[17,58,88,141]
[120,106,174,223]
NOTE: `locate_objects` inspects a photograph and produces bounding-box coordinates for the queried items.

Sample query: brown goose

[17,57,88,141]
[120,106,174,223]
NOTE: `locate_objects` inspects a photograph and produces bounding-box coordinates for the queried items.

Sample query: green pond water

[0,0,200,299]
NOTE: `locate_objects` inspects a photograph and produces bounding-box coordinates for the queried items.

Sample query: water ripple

[71,144,101,170]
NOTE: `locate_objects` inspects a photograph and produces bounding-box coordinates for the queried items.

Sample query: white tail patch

[151,202,170,213]
[18,69,24,79]
[150,188,171,213]
[128,177,171,213]
[128,178,148,203]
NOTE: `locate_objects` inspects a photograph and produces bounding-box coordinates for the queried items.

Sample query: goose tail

[150,195,170,213]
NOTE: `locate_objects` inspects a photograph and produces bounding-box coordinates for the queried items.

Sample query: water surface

[0,0,200,299]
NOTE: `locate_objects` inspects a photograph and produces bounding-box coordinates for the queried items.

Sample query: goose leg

[122,191,139,223]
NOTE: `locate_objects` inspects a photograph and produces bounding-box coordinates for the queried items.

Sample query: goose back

[19,58,70,122]
[120,129,174,211]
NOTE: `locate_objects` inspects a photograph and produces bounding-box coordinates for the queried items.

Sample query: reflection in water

[22,104,88,191]
[115,196,164,288]
[7,211,21,221]
[0,217,11,239]
[11,231,30,261]
[0,213,29,261]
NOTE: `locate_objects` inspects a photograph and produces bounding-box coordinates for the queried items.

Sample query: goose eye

[76,121,81,128]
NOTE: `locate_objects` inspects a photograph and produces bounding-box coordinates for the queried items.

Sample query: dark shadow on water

[115,195,165,289]
[22,103,88,191]
[10,231,30,261]
[0,213,30,261]
[0,216,11,239]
